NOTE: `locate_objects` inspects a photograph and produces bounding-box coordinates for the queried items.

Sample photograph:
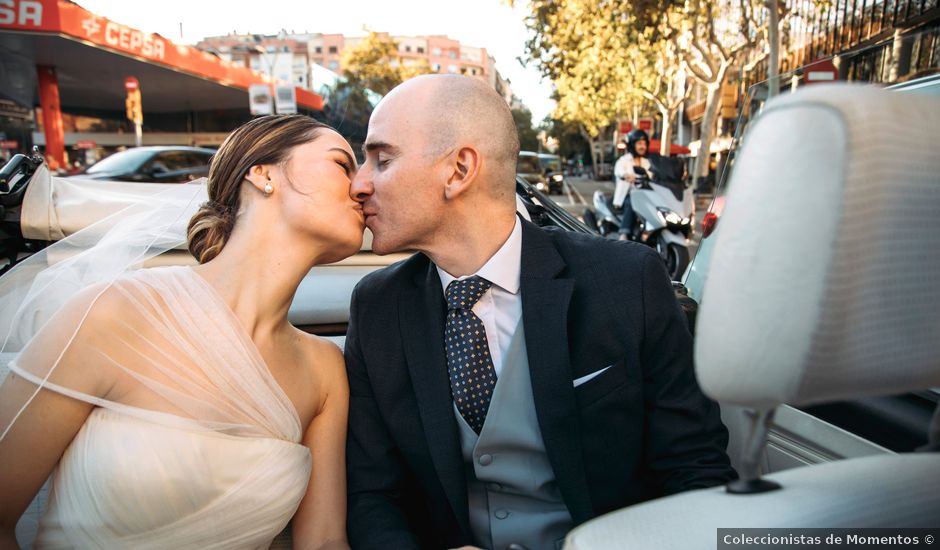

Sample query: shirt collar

[437,216,522,296]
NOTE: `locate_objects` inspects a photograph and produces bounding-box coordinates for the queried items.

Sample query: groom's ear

[443,146,481,200]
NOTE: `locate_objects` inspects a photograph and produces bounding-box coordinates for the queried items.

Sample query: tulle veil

[0,166,300,443]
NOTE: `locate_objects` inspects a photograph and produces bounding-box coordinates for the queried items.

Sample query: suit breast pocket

[573,359,628,404]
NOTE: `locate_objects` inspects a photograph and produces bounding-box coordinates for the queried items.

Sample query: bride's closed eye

[335,159,353,177]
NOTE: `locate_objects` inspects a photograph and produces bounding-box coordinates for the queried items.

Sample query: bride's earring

[263,183,273,195]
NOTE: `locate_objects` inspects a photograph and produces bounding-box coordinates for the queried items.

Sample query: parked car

[77,146,215,183]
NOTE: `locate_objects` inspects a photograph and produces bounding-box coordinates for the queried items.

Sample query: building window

[405,45,412,52]
[448,51,457,59]
[328,46,338,54]
[448,64,458,73]
[432,47,442,56]
[432,63,441,72]
[417,46,425,54]
[315,46,322,54]
[282,46,289,52]
[329,60,339,70]
[266,46,276,53]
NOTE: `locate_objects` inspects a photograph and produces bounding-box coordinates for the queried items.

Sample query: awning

[0,0,322,112]
[650,139,691,156]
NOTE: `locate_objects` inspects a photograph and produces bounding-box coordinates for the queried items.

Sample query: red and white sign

[619,121,633,134]
[804,59,838,85]
[124,76,139,91]
[637,118,654,132]
[74,140,96,149]
[0,140,19,149]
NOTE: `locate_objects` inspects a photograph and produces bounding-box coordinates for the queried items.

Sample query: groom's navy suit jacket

[344,219,734,549]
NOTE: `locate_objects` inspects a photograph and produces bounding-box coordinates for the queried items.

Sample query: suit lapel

[519,221,595,524]
[399,261,471,537]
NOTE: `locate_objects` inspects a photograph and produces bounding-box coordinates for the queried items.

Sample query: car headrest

[695,84,940,410]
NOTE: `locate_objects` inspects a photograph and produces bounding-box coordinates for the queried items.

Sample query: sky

[76,0,557,122]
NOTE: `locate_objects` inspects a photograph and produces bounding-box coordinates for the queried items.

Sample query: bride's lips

[353,206,366,225]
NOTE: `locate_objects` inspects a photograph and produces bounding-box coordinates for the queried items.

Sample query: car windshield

[540,157,562,172]
[683,26,940,303]
[85,149,153,174]
[516,156,541,173]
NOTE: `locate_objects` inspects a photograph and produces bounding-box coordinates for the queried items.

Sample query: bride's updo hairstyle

[188,114,333,263]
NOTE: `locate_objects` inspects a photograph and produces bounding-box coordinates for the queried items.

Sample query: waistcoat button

[478,453,493,466]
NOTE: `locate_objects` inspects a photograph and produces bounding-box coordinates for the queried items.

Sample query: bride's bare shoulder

[293,331,348,399]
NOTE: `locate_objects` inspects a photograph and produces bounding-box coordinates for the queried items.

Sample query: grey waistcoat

[454,320,574,550]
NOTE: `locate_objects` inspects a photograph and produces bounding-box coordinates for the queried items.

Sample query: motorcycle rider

[613,129,653,240]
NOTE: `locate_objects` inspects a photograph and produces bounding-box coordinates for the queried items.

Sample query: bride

[0,115,362,549]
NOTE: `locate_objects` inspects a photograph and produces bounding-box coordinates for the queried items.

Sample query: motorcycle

[582,155,694,280]
[0,149,45,275]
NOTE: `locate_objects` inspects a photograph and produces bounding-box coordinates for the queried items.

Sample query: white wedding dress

[5,266,312,549]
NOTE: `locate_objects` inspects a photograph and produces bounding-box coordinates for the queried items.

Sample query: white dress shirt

[436,217,522,378]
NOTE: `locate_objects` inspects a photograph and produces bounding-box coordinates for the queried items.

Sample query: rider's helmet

[626,129,650,157]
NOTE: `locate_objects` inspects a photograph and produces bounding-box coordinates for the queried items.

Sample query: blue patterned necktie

[444,276,497,434]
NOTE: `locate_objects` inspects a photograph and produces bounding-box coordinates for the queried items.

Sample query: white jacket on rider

[613,153,652,208]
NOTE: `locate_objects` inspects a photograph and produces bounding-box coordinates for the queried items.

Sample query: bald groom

[345,75,734,550]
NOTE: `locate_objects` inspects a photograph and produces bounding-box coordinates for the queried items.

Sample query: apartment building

[197,35,311,88]
[197,31,513,103]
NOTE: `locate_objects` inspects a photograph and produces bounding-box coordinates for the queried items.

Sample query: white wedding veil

[0,167,300,444]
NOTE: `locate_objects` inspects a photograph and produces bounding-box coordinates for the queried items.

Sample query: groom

[345,74,734,550]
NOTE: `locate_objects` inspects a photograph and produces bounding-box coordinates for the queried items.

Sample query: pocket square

[573,365,612,387]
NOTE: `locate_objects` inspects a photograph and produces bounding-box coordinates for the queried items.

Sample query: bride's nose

[350,167,373,203]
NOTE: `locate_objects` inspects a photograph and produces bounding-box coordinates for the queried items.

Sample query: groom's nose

[350,166,373,203]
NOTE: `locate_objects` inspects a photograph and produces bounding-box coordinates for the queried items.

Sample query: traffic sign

[804,59,838,85]
[125,76,139,91]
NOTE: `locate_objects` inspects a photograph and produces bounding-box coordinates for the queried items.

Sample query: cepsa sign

[0,1,42,26]
[102,20,165,60]
[0,0,165,61]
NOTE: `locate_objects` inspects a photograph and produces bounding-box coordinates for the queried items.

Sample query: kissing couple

[0,74,734,550]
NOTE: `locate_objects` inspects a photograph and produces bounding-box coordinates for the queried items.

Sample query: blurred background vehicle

[516,151,550,194]
[76,146,215,183]
[537,153,565,194]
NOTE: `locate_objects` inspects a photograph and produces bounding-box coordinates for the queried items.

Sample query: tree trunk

[766,0,781,99]
[693,77,725,182]
[578,124,602,180]
[888,29,903,82]
[659,104,673,156]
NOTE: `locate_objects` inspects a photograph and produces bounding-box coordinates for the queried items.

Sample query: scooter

[582,156,694,280]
